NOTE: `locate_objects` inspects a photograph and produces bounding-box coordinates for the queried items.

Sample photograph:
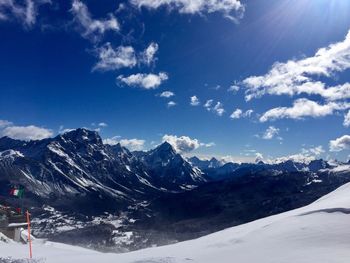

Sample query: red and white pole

[26,210,32,259]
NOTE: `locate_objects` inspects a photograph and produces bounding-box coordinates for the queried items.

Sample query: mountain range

[0,128,350,251]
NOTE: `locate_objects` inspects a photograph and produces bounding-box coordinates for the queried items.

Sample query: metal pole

[26,210,32,259]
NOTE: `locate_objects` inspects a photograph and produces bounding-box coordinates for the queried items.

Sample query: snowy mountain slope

[2,182,350,263]
[0,129,207,212]
[0,130,150,213]
[0,128,208,205]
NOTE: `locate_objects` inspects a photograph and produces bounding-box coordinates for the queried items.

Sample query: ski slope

[2,183,350,263]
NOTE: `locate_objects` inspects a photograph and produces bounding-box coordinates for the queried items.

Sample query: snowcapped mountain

[203,158,336,181]
[137,142,206,191]
[3,182,350,263]
[0,129,206,211]
[188,156,224,170]
[1,128,350,252]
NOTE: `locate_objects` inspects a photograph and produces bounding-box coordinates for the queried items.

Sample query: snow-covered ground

[2,183,350,263]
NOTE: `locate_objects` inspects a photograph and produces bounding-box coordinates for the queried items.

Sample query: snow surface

[2,183,350,262]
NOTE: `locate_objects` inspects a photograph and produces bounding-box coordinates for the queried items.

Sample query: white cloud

[1,125,53,140]
[0,0,51,27]
[203,100,224,116]
[244,30,350,102]
[159,91,175,98]
[130,0,244,21]
[262,126,279,140]
[71,0,119,41]
[329,135,350,152]
[93,43,137,71]
[162,134,200,153]
[268,146,325,164]
[102,136,120,145]
[213,102,225,116]
[190,95,200,106]
[58,125,76,134]
[119,138,145,151]
[230,108,242,119]
[140,42,158,65]
[0,119,13,128]
[230,108,253,119]
[344,111,350,127]
[93,42,160,71]
[211,85,221,90]
[217,154,256,164]
[167,101,176,108]
[303,145,325,156]
[117,72,168,89]
[274,153,317,164]
[103,136,145,151]
[204,99,213,110]
[201,142,215,147]
[228,85,240,93]
[260,98,350,122]
[98,122,108,127]
[255,152,264,162]
[244,109,254,117]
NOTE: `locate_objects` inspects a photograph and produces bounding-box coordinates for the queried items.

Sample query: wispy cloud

[117,72,168,89]
[228,85,240,93]
[167,101,177,108]
[302,145,325,156]
[102,136,120,145]
[230,108,254,120]
[58,125,74,134]
[213,102,225,116]
[159,91,175,98]
[230,108,242,119]
[103,136,145,151]
[0,0,51,28]
[98,122,108,127]
[140,42,158,65]
[203,99,225,116]
[119,138,145,151]
[71,0,120,42]
[0,119,13,128]
[93,43,137,71]
[130,0,245,22]
[262,126,279,140]
[92,42,160,71]
[343,111,350,127]
[204,99,213,110]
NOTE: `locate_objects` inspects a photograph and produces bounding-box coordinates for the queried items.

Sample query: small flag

[9,188,24,198]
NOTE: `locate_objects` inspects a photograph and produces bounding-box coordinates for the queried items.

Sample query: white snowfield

[2,183,350,263]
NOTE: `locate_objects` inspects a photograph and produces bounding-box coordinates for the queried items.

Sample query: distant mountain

[137,142,206,191]
[188,156,224,170]
[205,158,335,181]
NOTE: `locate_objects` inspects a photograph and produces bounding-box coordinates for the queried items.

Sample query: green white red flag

[9,188,24,198]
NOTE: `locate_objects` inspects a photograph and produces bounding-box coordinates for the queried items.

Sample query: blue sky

[1,0,350,162]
